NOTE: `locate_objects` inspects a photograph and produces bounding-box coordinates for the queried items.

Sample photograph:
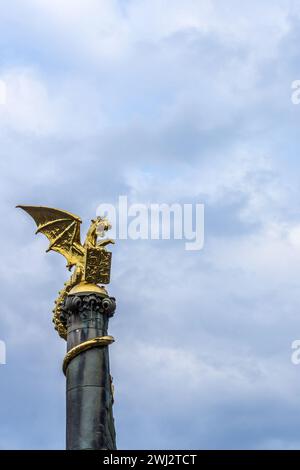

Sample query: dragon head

[94,216,112,238]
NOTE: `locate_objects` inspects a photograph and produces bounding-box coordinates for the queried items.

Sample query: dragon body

[17,205,114,339]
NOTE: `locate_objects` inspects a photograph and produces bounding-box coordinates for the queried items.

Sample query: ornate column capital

[57,292,116,338]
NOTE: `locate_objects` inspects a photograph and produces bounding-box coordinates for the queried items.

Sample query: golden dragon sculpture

[17,205,114,340]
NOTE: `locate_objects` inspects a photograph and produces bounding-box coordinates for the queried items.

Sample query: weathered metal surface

[62,292,116,450]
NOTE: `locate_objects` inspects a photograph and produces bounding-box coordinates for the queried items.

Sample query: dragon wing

[17,205,85,267]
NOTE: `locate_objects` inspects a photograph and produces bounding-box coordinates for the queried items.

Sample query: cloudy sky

[1,0,300,450]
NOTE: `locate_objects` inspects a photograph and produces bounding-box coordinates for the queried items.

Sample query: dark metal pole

[61,289,116,450]
[17,205,118,449]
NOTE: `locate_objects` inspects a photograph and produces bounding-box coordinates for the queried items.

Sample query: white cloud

[0,67,107,136]
[18,0,291,65]
[0,0,300,450]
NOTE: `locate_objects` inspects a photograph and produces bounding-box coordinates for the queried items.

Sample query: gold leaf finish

[17,205,114,339]
[62,336,115,374]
